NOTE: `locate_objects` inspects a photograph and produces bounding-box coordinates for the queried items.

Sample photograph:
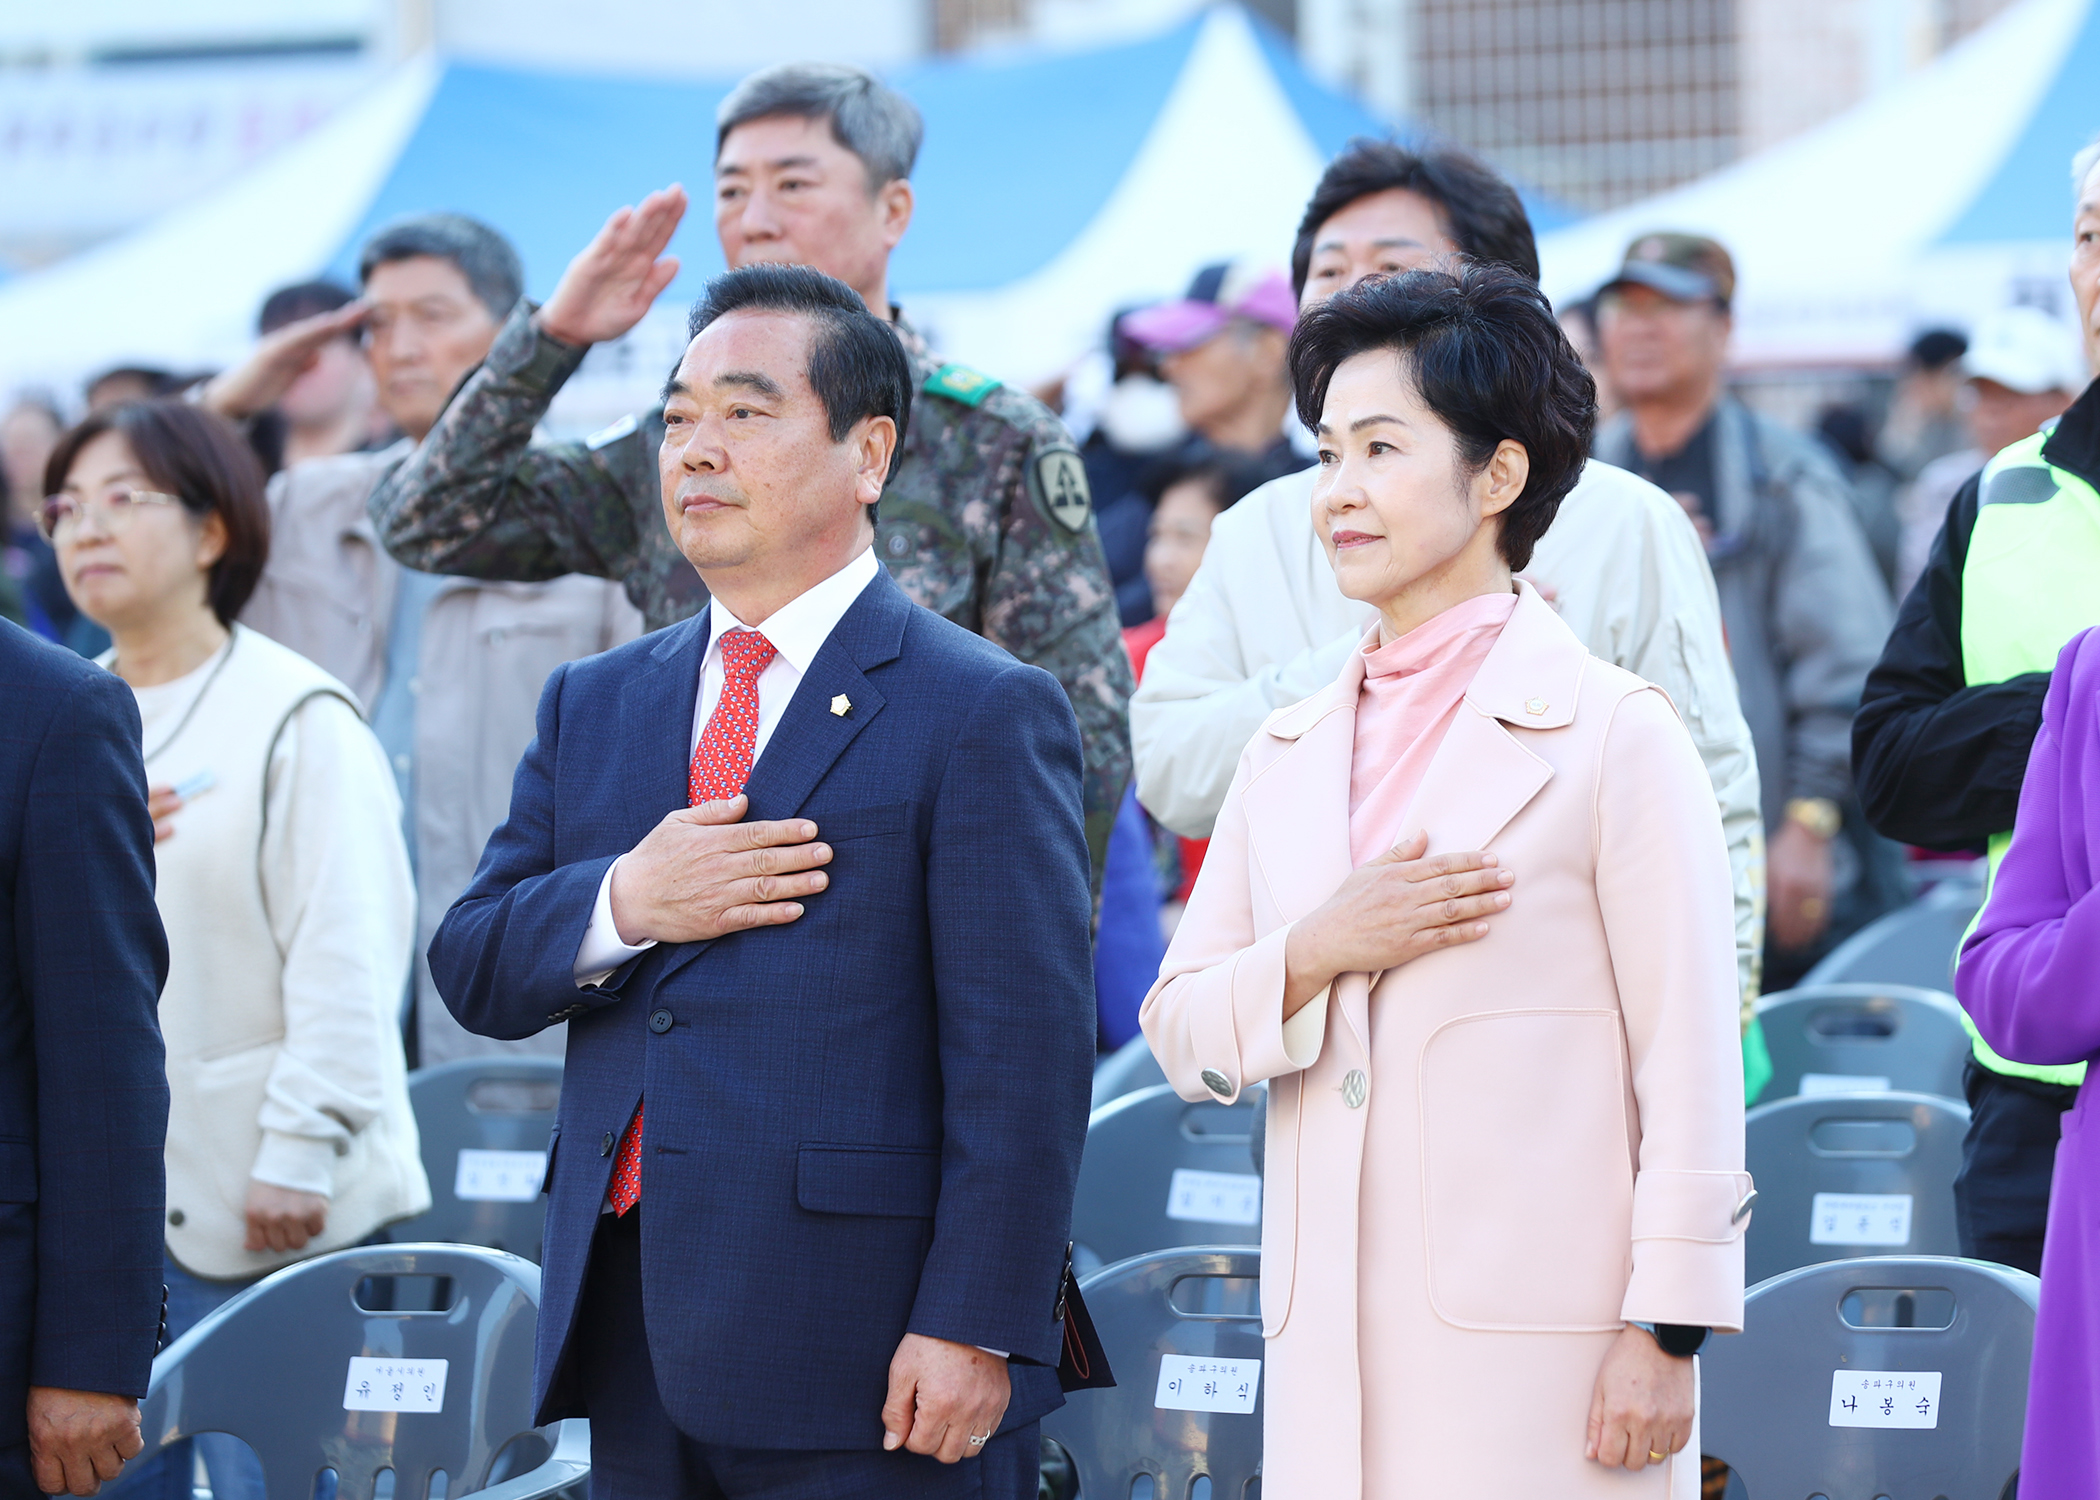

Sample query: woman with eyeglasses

[45,400,428,1500]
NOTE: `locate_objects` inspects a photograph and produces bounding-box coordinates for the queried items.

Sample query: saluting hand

[608,793,831,946]
[198,300,370,421]
[1281,830,1514,1017]
[536,185,688,348]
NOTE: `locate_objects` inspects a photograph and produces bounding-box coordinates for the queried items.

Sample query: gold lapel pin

[830,694,852,717]
[1524,697,1548,716]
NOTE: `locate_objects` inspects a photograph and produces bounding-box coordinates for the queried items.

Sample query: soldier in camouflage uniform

[369,63,1132,888]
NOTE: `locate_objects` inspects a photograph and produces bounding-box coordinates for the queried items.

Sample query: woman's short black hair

[45,400,272,625]
[1290,139,1540,298]
[1287,263,1596,572]
[682,263,914,482]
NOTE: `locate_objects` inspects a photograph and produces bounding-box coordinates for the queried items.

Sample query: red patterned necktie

[608,627,779,1217]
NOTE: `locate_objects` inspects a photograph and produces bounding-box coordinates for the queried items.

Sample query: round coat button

[167,1208,185,1227]
[600,1132,615,1156]
[649,1009,674,1034]
[1342,1070,1368,1108]
[1200,1068,1231,1097]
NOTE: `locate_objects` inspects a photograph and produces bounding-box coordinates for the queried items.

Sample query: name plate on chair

[1155,1355,1261,1414]
[1829,1369,1941,1428]
[1165,1169,1262,1226]
[1799,1072,1892,1096]
[454,1148,548,1202]
[344,1357,448,1413]
[1810,1192,1913,1246]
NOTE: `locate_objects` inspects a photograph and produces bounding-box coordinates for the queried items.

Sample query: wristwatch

[1632,1322,1709,1357]
[1784,796,1842,840]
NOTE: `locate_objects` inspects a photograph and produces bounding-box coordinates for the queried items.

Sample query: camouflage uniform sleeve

[367,300,662,604]
[975,393,1135,894]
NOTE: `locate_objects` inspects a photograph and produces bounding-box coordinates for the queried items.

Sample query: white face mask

[1098,374,1189,454]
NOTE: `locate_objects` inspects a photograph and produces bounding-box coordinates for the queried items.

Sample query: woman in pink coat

[1141,265,1752,1498]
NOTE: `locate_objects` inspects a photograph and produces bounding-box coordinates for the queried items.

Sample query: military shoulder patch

[1028,445,1093,536]
[923,362,1001,408]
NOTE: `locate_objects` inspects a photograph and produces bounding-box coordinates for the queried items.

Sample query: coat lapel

[653,571,908,985]
[615,614,711,846]
[1401,583,1583,853]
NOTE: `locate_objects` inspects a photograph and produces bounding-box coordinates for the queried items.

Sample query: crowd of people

[2,51,2097,1500]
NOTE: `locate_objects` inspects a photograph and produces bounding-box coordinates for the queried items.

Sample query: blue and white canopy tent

[1539,0,2100,367]
[0,7,1554,421]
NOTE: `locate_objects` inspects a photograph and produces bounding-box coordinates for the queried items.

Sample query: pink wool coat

[1141,585,1751,1498]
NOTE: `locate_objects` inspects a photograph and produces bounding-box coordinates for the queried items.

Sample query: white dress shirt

[573,545,881,985]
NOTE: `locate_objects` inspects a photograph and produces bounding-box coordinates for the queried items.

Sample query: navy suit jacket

[432,570,1096,1450]
[0,621,169,1446]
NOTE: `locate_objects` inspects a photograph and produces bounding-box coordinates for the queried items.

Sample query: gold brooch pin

[830,694,852,717]
[1524,697,1548,716]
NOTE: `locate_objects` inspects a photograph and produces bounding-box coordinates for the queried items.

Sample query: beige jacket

[1131,459,1766,1012]
[1141,586,1749,1498]
[129,628,428,1278]
[241,445,643,1066]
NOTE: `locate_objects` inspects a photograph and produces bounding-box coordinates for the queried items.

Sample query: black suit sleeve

[22,669,169,1396]
[1852,474,2050,850]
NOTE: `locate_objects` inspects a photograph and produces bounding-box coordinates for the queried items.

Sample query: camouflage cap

[1602,232,1736,310]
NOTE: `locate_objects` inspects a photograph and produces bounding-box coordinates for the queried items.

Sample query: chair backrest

[391,1058,562,1261]
[1801,886,1982,992]
[1753,984,1973,1104]
[1041,1248,1264,1500]
[1072,1084,1263,1269]
[1093,1034,1169,1111]
[137,1244,577,1500]
[1744,1091,1970,1285]
[1702,1255,2036,1499]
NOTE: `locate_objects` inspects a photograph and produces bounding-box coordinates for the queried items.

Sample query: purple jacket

[1958,624,2100,1496]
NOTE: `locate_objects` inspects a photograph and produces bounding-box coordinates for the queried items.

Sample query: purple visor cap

[1124,266,1298,352]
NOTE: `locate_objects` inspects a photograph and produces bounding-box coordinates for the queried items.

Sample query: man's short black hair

[682,263,913,483]
[1291,139,1540,298]
[258,279,357,336]
[1907,328,1968,371]
[1288,263,1596,572]
[358,213,523,321]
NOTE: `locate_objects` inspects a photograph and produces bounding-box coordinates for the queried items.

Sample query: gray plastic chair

[390,1058,562,1261]
[1041,1248,1263,1500]
[1801,883,1983,992]
[1703,1255,2036,1499]
[1744,1090,1970,1285]
[1072,1083,1264,1270]
[1753,984,1973,1104]
[1092,1034,1169,1110]
[137,1243,586,1499]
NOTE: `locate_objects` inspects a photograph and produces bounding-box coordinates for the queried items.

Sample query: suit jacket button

[600,1132,615,1156]
[167,1209,184,1227]
[1342,1070,1368,1108]
[649,1008,674,1034]
[1200,1068,1231,1097]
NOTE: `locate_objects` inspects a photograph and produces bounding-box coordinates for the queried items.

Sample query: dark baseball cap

[1600,233,1736,309]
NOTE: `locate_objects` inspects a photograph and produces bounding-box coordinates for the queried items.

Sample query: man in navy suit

[1,620,170,1498]
[432,263,1095,1498]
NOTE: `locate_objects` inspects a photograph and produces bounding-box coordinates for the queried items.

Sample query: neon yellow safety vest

[1957,426,2100,1085]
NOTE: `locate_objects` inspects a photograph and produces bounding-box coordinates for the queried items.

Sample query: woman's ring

[1649,1449,1667,1462]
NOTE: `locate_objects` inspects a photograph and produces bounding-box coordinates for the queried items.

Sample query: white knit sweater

[120,625,429,1278]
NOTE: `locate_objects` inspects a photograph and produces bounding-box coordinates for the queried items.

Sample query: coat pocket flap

[796,1143,940,1218]
[810,802,911,843]
[1630,1169,1756,1244]
[0,1139,35,1203]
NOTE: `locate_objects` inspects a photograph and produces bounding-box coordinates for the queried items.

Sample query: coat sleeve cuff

[251,1129,340,1198]
[1182,924,1304,1102]
[1620,1169,1753,1331]
[486,300,590,392]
